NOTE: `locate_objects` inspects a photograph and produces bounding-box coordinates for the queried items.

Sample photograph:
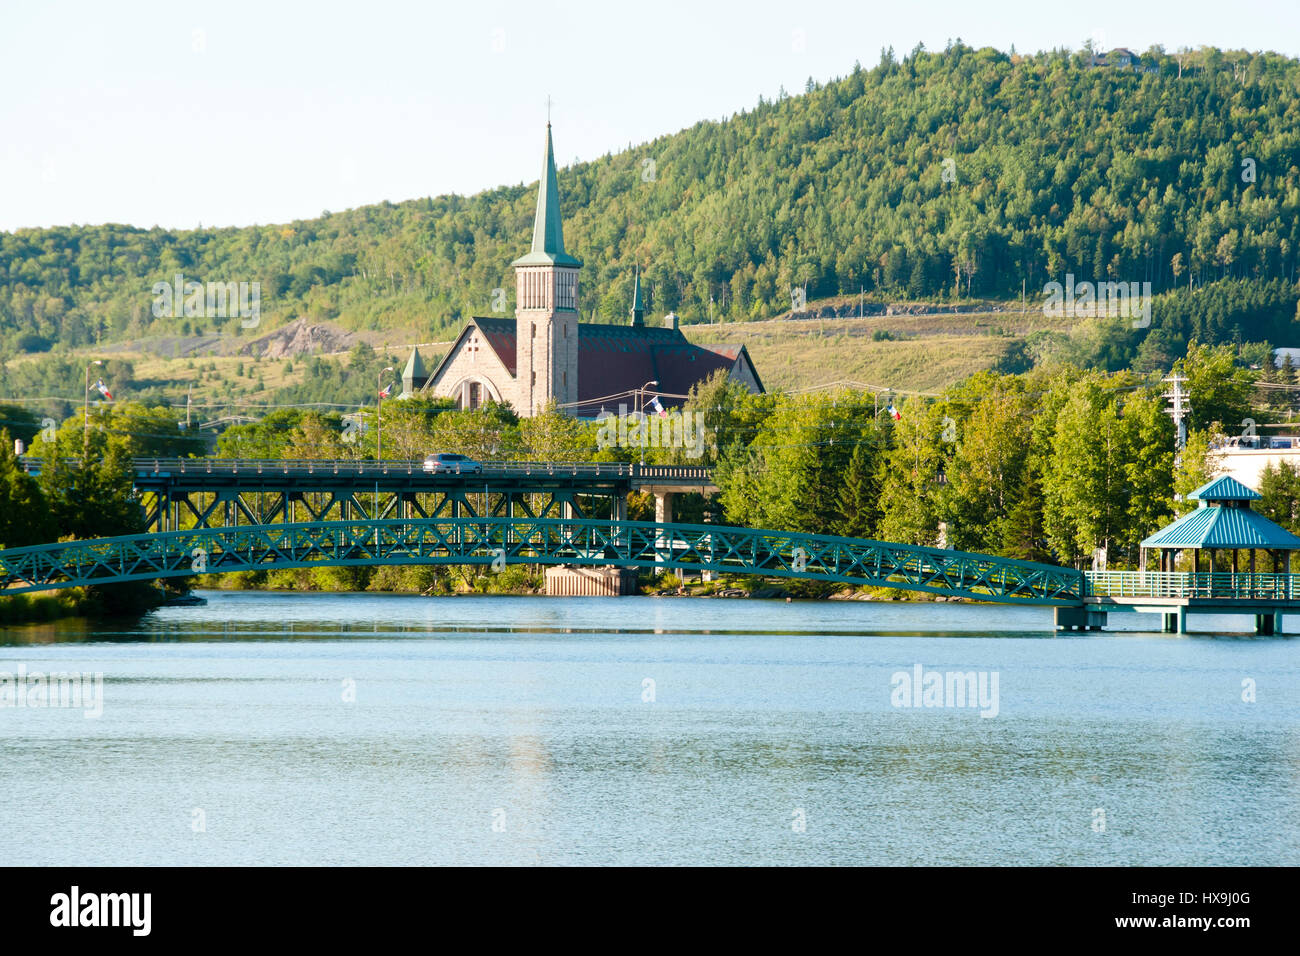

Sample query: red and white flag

[378,383,393,399]
[94,379,114,401]
[649,395,666,418]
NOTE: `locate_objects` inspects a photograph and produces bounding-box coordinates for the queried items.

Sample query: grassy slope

[686,305,1070,392]
[14,301,1078,403]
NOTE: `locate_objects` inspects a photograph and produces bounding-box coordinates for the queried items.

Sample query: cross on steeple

[546,95,552,125]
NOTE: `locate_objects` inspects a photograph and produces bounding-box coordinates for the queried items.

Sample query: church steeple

[512,123,581,417]
[513,124,581,268]
[630,266,645,327]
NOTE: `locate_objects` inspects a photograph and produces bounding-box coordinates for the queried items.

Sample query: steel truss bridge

[0,516,1087,604]
[120,458,715,532]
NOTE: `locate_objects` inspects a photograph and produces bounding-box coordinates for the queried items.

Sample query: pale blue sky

[2,0,1296,233]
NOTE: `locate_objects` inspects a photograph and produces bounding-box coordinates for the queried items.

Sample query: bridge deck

[1084,571,1300,602]
[23,458,717,492]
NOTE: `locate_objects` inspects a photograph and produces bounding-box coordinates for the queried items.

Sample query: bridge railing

[1085,571,1300,600]
[120,458,711,481]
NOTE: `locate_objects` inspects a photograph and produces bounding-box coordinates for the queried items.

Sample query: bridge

[6,459,1299,632]
[22,458,715,530]
[0,516,1086,604]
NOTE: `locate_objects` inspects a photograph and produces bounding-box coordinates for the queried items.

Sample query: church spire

[630,265,645,327]
[513,124,581,267]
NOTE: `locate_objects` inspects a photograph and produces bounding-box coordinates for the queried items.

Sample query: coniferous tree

[0,429,52,549]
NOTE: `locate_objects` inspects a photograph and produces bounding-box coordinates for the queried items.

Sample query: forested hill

[4,42,1300,354]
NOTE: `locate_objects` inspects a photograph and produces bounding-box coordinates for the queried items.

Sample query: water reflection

[0,590,1296,865]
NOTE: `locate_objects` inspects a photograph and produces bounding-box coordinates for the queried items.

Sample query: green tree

[0,429,52,548]
[940,383,1032,552]
[832,441,880,538]
[1042,375,1131,565]
[877,398,947,546]
[1177,340,1258,432]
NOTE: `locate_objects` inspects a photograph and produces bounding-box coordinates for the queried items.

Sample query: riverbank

[0,583,170,624]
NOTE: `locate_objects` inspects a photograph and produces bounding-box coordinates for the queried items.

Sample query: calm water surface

[1,591,1297,866]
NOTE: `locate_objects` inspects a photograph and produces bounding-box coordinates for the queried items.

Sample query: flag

[887,404,901,421]
[94,380,113,401]
[649,395,666,418]
[378,383,393,399]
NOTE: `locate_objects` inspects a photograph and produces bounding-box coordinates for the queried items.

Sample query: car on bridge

[423,453,484,475]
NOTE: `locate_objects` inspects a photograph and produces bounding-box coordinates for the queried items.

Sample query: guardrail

[21,457,712,482]
[1085,571,1300,600]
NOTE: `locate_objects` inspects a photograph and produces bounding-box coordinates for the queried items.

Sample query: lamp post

[637,379,659,467]
[376,367,395,462]
[83,360,103,454]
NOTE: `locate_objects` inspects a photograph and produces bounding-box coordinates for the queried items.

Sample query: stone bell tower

[512,124,581,417]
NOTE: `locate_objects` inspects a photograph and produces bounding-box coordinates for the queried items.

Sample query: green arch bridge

[0,516,1086,605]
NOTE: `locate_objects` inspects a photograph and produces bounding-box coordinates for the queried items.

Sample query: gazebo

[1141,476,1300,576]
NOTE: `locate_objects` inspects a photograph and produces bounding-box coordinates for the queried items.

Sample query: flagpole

[376,366,394,462]
[83,360,102,455]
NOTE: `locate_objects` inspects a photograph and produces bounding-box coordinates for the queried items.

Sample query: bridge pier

[1054,606,1108,631]
[654,492,674,566]
[654,492,674,525]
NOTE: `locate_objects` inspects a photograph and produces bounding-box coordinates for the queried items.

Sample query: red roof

[440,317,761,414]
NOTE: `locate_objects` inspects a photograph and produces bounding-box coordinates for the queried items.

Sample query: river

[1,591,1297,865]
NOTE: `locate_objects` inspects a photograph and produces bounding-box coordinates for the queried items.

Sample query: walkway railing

[1085,571,1300,600]
[21,457,713,482]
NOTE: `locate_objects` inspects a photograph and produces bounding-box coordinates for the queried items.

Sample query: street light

[83,360,103,453]
[637,379,659,466]
[376,367,395,461]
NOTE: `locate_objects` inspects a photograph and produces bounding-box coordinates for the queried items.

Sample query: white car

[423,453,484,474]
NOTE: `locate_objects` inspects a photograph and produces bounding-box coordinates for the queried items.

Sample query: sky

[2,0,1298,233]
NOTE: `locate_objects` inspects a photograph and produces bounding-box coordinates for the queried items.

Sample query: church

[409,124,763,417]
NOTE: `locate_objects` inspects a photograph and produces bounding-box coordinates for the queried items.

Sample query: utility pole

[1163,373,1191,467]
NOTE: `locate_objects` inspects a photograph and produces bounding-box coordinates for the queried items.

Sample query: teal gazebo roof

[1142,474,1300,550]
[1141,507,1300,550]
[1189,475,1261,502]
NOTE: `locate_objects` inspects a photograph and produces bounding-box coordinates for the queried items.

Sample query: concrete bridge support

[654,492,674,566]
[1054,606,1108,631]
